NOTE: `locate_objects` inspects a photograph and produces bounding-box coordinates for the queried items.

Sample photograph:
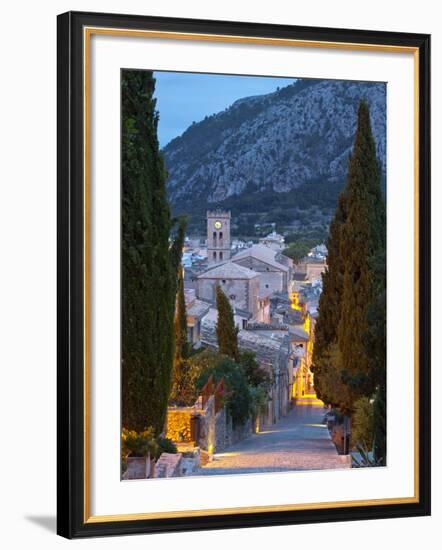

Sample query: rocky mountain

[162,78,386,235]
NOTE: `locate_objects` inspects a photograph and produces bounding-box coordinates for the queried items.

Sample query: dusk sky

[153,71,297,147]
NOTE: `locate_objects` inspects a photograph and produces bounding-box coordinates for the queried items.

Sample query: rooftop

[260,231,285,242]
[231,244,289,272]
[289,326,310,342]
[186,298,211,319]
[197,261,259,280]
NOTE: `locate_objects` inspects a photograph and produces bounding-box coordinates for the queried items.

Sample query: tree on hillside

[216,285,239,361]
[282,240,316,264]
[121,69,184,435]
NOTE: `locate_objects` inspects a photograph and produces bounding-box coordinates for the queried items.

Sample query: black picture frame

[57,10,431,539]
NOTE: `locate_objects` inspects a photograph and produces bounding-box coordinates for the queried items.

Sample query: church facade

[196,261,261,321]
[231,244,292,295]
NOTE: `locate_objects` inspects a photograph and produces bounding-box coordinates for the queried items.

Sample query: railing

[200,375,225,414]
[201,375,214,409]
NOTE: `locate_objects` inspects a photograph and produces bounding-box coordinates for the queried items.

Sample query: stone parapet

[154,452,183,478]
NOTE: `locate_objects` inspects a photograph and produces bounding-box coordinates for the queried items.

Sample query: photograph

[120,69,387,480]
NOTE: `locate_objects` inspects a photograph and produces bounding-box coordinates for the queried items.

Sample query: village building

[309,243,327,259]
[259,230,286,252]
[184,289,211,349]
[196,261,270,326]
[294,257,327,283]
[290,271,308,293]
[231,244,292,295]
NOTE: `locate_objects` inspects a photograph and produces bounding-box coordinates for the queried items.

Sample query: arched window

[219,231,223,239]
[213,251,217,260]
[219,251,223,261]
[213,231,217,243]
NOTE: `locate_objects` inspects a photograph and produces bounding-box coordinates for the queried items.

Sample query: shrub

[169,349,219,406]
[239,351,271,390]
[351,396,374,449]
[248,385,269,419]
[121,427,158,458]
[196,356,251,426]
[156,436,177,458]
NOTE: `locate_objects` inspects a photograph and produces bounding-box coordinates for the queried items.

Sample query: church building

[231,244,292,295]
[196,261,263,324]
[195,210,273,326]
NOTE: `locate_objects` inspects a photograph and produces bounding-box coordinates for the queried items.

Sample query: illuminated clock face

[214,221,222,229]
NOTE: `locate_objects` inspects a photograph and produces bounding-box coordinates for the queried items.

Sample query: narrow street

[194,398,349,476]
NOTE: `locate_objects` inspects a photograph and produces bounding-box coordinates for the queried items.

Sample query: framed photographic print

[57,11,431,538]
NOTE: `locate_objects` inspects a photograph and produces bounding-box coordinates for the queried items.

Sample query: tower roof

[207,209,231,217]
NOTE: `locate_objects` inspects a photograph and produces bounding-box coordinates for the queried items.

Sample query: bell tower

[207,210,231,265]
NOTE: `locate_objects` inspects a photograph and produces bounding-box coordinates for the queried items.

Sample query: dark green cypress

[313,100,386,421]
[175,266,191,361]
[169,265,191,404]
[365,248,387,462]
[337,101,386,414]
[215,285,239,361]
[312,191,347,406]
[121,70,184,435]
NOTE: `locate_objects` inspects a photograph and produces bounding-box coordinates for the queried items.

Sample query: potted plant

[121,428,158,479]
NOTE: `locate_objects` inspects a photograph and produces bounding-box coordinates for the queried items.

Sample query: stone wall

[154,452,183,478]
[225,416,253,447]
[215,408,227,451]
[123,456,153,480]
[197,395,216,452]
[166,407,199,443]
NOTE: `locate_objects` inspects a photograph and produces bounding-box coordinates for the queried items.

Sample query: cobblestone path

[193,402,349,476]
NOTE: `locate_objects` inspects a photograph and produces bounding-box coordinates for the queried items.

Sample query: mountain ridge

[162,78,386,235]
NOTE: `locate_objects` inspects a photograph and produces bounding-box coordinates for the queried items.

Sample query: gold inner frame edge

[82,26,420,524]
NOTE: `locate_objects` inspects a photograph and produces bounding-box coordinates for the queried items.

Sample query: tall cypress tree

[313,100,386,422]
[121,70,184,435]
[216,285,239,361]
[169,265,191,404]
[365,248,387,462]
[175,266,191,363]
[312,191,347,406]
[337,100,386,414]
